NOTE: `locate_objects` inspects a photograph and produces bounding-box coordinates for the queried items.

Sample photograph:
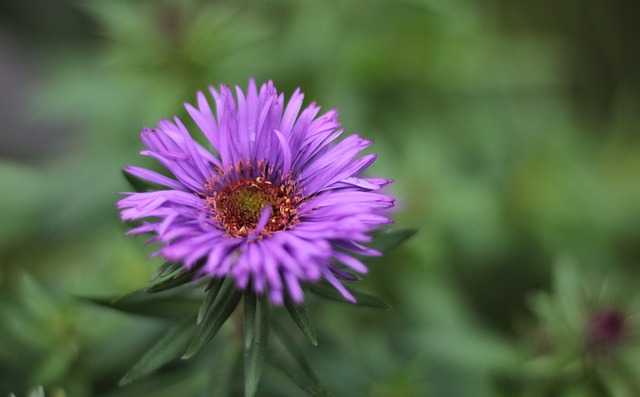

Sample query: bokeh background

[1,0,640,396]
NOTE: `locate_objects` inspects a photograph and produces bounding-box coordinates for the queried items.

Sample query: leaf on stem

[244,296,269,397]
[80,289,202,318]
[367,228,417,253]
[146,268,200,293]
[243,290,257,349]
[284,296,318,346]
[269,320,333,397]
[198,278,224,324]
[183,277,242,359]
[150,261,182,282]
[306,282,390,309]
[120,316,197,385]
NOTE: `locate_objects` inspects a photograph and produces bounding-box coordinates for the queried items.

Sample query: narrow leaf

[207,338,243,397]
[146,268,199,293]
[244,297,269,397]
[183,278,242,359]
[306,282,390,309]
[198,278,224,324]
[243,290,257,349]
[367,228,417,253]
[80,289,202,318]
[270,320,333,397]
[150,261,182,282]
[284,296,317,346]
[120,316,197,385]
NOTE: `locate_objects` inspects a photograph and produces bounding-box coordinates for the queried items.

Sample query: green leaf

[146,268,200,293]
[150,261,182,282]
[120,316,197,385]
[244,297,269,397]
[80,289,202,318]
[207,338,243,397]
[367,228,417,253]
[284,296,318,346]
[306,282,390,309]
[270,320,333,397]
[183,277,242,359]
[198,278,224,324]
[243,290,257,349]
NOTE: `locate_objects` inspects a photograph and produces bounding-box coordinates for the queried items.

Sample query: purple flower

[586,308,627,348]
[118,79,394,304]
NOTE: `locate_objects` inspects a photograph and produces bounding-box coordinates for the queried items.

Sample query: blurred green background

[1,0,639,396]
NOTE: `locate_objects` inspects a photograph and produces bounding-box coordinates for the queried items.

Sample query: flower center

[587,308,626,347]
[204,176,300,237]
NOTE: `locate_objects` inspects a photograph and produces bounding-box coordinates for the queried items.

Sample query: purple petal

[321,267,356,303]
[124,166,185,191]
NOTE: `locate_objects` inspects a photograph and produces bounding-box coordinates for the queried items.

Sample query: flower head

[118,79,394,304]
[586,308,627,348]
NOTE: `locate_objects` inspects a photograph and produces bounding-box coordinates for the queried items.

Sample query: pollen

[203,175,301,237]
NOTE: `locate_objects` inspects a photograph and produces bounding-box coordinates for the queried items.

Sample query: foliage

[1,0,639,396]
[79,226,410,396]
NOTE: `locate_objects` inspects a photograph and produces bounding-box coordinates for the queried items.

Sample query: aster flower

[105,80,411,396]
[117,78,394,304]
[515,260,640,396]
